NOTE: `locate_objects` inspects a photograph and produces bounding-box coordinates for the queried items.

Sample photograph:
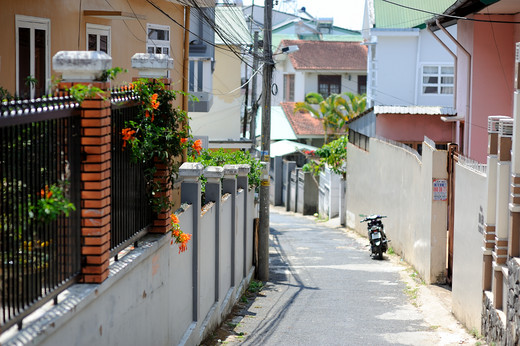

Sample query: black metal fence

[0,96,81,330]
[110,89,153,256]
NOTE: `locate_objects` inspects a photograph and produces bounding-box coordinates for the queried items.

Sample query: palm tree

[295,92,367,143]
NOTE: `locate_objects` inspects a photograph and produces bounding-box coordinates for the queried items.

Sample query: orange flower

[171,214,180,224]
[41,186,52,199]
[145,110,150,118]
[151,100,160,110]
[128,83,134,90]
[180,138,188,144]
[151,93,158,101]
[192,139,202,155]
[121,128,136,148]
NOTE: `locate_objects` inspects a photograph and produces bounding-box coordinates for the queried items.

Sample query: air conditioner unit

[499,118,514,137]
[488,115,509,133]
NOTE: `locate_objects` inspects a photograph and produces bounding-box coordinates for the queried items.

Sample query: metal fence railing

[0,96,81,330]
[110,89,153,257]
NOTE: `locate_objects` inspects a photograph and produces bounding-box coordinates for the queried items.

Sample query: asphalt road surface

[217,207,478,346]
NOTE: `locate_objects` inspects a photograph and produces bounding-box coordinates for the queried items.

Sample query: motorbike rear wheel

[377,247,383,260]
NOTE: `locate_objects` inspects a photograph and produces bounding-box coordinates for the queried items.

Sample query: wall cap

[131,53,173,78]
[236,164,250,176]
[53,51,112,82]
[179,162,204,179]
[204,166,224,178]
[223,164,238,177]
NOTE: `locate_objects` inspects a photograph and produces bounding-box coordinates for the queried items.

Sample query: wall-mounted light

[280,45,299,54]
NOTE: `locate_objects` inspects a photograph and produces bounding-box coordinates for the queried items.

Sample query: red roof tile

[280,40,367,71]
[281,102,325,136]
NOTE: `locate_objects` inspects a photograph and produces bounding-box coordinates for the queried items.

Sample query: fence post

[493,118,513,309]
[179,162,203,321]
[237,164,250,277]
[53,51,112,283]
[204,166,224,302]
[223,165,238,286]
[285,161,296,211]
[131,53,179,233]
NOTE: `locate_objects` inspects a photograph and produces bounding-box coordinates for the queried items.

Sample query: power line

[382,0,520,25]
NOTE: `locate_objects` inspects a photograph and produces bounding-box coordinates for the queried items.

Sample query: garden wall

[2,163,257,346]
[346,138,447,284]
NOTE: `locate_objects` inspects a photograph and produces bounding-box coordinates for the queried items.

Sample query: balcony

[188,56,214,112]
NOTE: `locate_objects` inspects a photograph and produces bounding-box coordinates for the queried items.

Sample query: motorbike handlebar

[360,215,387,223]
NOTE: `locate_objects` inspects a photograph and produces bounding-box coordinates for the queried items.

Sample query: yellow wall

[0,0,187,97]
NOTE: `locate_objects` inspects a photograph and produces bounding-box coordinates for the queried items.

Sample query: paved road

[224,208,476,346]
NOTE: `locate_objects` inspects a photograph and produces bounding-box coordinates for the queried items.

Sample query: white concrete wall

[346,138,447,284]
[7,169,256,346]
[452,163,487,333]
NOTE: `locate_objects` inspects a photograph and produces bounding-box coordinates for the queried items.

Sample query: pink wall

[465,14,516,163]
[376,114,454,143]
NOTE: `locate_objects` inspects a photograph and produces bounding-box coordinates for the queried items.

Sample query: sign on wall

[433,179,448,201]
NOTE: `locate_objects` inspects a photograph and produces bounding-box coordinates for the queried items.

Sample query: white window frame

[86,23,111,55]
[146,23,170,56]
[421,64,454,95]
[15,15,51,98]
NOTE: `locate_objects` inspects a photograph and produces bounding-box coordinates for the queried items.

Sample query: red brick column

[61,81,112,283]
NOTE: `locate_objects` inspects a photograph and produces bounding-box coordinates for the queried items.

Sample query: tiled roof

[280,40,367,71]
[373,0,456,29]
[281,102,325,136]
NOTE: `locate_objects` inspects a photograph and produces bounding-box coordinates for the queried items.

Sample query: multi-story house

[350,0,457,154]
[189,4,252,145]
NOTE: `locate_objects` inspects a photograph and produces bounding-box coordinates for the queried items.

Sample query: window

[357,75,367,95]
[147,24,170,56]
[188,57,212,93]
[16,15,50,98]
[283,74,295,102]
[86,24,111,54]
[422,65,454,95]
[318,75,341,98]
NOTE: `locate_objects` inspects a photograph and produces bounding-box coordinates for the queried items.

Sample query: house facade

[353,0,457,151]
[189,4,251,142]
[429,0,519,163]
[0,0,211,99]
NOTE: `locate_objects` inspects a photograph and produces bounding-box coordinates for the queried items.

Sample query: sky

[240,0,366,31]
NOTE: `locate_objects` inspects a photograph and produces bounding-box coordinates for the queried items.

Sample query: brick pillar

[131,53,179,233]
[53,51,113,283]
[204,166,224,302]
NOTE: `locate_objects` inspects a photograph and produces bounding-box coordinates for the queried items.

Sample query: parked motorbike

[361,215,389,260]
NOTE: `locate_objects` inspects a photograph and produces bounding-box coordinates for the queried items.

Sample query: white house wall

[369,25,456,107]
[371,35,418,105]
[416,26,457,107]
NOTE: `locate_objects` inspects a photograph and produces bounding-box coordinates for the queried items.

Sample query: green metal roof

[374,0,456,29]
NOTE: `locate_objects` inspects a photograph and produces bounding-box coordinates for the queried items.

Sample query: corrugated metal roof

[374,0,456,29]
[374,105,457,115]
[255,106,297,140]
[270,140,318,157]
[215,6,252,46]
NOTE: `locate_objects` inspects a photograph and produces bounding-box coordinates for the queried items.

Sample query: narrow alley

[210,207,480,346]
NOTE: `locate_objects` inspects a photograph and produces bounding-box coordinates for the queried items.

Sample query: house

[0,2,260,345]
[353,0,458,151]
[426,0,520,343]
[189,4,252,144]
[0,0,213,99]
[273,40,368,106]
[428,0,519,163]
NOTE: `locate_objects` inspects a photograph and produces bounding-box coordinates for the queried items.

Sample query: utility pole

[250,31,259,148]
[257,0,273,282]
